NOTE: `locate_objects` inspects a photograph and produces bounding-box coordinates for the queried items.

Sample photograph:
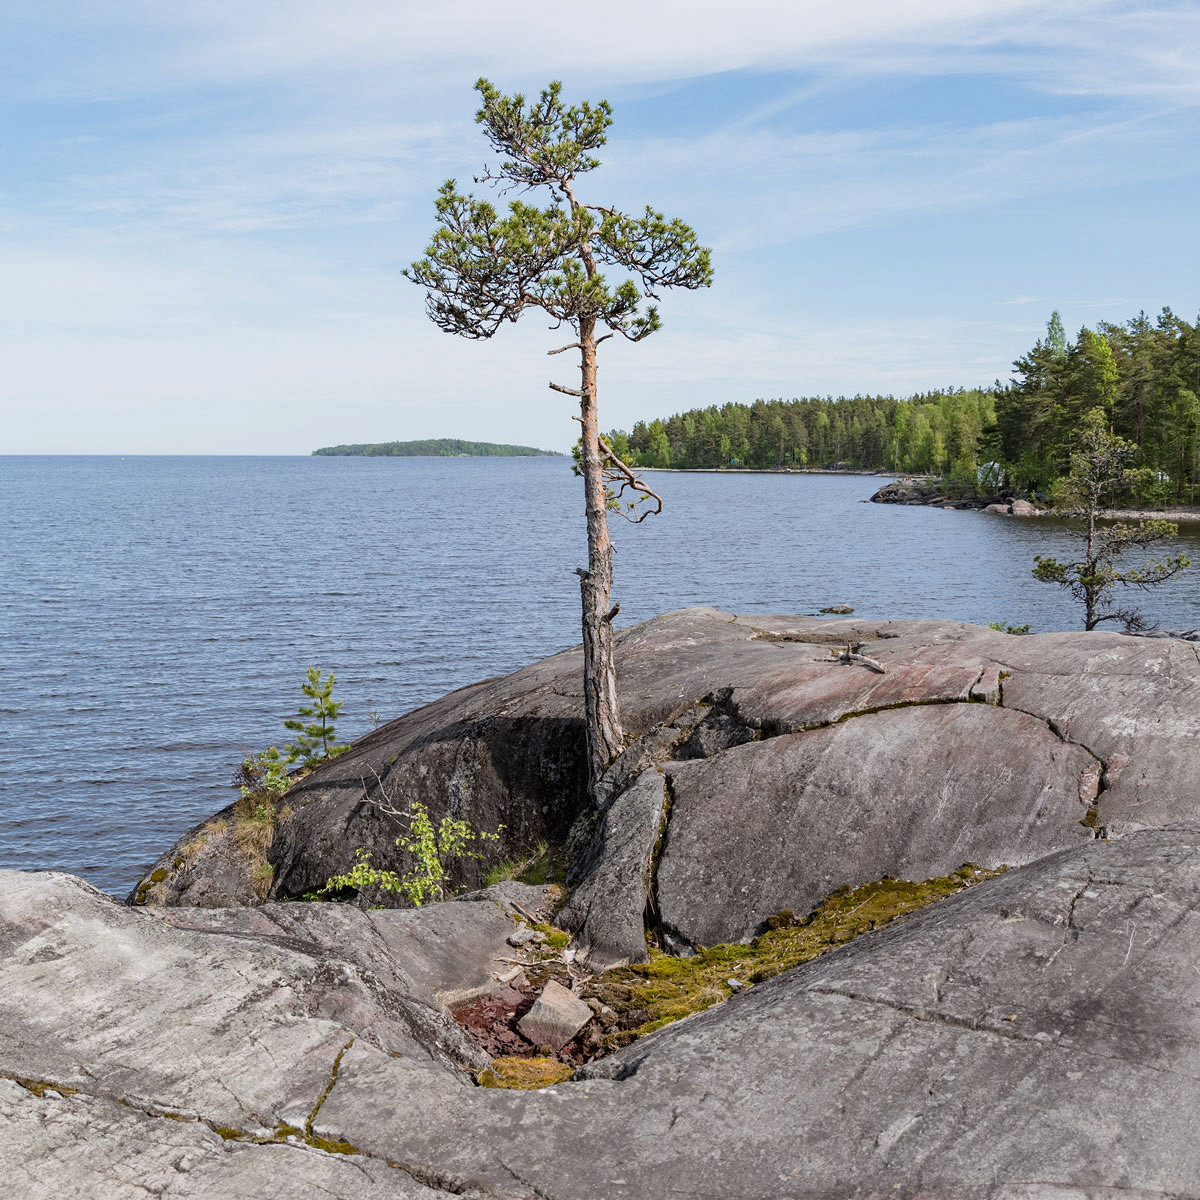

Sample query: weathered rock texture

[132,611,1200,978]
[10,825,1200,1197]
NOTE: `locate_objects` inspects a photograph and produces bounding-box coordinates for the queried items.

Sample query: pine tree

[283,666,348,767]
[407,81,711,797]
[1032,410,1190,630]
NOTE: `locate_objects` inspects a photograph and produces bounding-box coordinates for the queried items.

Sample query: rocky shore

[870,474,1200,522]
[6,607,1200,1197]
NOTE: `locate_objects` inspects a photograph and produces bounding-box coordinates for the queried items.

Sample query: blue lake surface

[2,455,1198,896]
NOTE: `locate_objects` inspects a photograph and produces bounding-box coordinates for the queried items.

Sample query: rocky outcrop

[869,476,1041,512]
[13,607,1200,1195]
[132,611,1200,960]
[8,825,1200,1197]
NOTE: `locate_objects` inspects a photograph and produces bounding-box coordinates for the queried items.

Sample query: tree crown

[406,79,712,343]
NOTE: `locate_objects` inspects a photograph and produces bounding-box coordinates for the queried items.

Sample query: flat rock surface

[309,825,1200,1199]
[0,870,490,1135]
[8,825,1200,1194]
[0,1080,444,1200]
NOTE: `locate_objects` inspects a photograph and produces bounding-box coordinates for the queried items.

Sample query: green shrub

[321,800,501,907]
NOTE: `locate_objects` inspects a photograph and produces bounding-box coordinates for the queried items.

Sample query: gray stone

[310,826,1200,1199]
[656,702,1097,946]
[983,502,1011,513]
[1010,498,1043,516]
[516,980,594,1050]
[557,768,667,970]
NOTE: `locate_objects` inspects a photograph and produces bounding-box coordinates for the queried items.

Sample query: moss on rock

[585,865,1004,1047]
[478,1056,575,1089]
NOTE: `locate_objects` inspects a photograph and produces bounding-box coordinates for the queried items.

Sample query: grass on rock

[584,865,1003,1047]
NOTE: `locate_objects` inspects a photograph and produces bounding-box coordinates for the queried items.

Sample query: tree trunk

[1084,497,1099,631]
[577,315,624,794]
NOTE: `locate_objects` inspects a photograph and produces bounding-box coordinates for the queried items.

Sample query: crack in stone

[497,1156,556,1199]
[644,770,690,954]
[305,1038,354,1144]
[804,984,1037,1043]
[806,983,1200,1084]
[384,1158,492,1196]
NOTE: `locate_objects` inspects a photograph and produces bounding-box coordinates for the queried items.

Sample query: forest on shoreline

[610,307,1200,503]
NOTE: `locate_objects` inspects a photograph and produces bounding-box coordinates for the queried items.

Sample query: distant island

[313,438,562,457]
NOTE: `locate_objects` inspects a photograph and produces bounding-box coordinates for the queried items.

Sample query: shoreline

[870,475,1200,523]
[637,466,889,477]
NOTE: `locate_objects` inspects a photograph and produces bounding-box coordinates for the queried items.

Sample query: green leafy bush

[321,800,501,907]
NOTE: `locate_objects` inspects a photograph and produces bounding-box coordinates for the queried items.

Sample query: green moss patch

[12,1076,78,1099]
[529,922,570,950]
[585,865,1004,1048]
[478,1057,575,1089]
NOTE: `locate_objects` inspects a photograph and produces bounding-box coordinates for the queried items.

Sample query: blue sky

[3,1,1198,453]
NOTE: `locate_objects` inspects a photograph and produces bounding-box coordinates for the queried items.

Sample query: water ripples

[2,454,1198,896]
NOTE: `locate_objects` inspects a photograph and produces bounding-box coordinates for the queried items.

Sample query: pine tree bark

[577,314,624,792]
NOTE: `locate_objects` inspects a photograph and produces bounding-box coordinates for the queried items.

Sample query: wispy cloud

[2,1,1197,452]
[5,1,1191,102]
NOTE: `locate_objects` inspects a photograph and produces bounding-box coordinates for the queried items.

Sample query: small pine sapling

[1033,408,1190,630]
[283,666,350,767]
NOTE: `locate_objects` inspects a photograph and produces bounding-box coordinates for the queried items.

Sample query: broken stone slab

[728,637,1014,733]
[656,702,1098,946]
[516,980,593,1051]
[557,768,668,970]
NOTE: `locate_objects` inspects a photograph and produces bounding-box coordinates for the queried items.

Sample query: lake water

[3,455,1198,896]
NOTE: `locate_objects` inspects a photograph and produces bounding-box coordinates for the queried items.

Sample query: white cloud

[6,1,1190,102]
[2,1,1197,452]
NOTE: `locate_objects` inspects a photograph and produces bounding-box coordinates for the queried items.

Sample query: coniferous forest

[611,308,1200,503]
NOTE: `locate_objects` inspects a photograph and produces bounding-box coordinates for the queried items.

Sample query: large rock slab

[0,1080,447,1200]
[993,632,1200,833]
[153,881,550,1009]
[9,824,1200,1194]
[129,608,1200,958]
[656,702,1098,946]
[0,869,490,1141]
[309,825,1200,1199]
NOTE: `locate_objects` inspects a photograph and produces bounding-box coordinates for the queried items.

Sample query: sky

[2,1,1199,454]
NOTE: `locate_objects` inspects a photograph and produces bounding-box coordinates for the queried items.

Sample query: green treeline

[313,438,561,457]
[611,308,1200,501]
